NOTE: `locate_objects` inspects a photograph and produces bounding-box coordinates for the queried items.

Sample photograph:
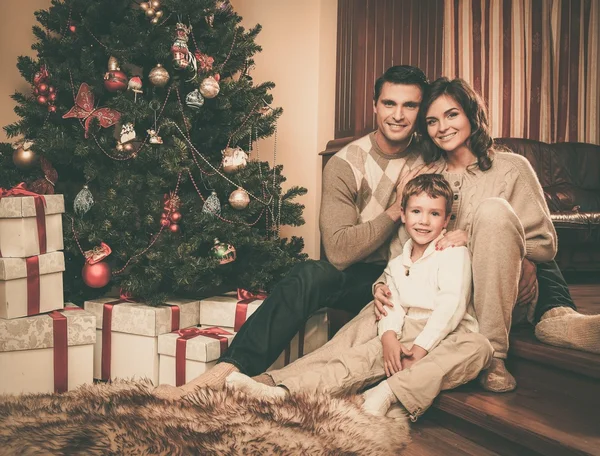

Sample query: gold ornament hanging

[149,64,170,87]
[229,187,250,210]
[199,76,220,98]
[221,146,248,174]
[12,140,38,170]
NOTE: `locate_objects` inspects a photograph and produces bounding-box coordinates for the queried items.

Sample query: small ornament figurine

[149,64,170,87]
[127,76,143,101]
[147,129,163,144]
[104,56,128,92]
[211,238,236,265]
[185,89,205,109]
[12,140,38,170]
[221,146,248,174]
[33,65,57,112]
[202,191,221,216]
[229,187,250,210]
[171,23,192,70]
[199,76,220,98]
[118,123,136,145]
[74,184,94,216]
[82,242,112,288]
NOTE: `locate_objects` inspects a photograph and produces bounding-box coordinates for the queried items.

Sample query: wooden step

[431,358,600,456]
[509,325,600,380]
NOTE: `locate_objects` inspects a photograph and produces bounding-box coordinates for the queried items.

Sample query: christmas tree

[0,0,307,305]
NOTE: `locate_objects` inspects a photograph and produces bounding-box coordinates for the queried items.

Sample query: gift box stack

[0,187,96,395]
[156,290,330,386]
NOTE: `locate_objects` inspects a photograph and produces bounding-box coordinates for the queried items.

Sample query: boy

[227,174,493,421]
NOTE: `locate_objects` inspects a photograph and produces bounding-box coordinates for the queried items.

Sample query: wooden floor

[407,283,600,456]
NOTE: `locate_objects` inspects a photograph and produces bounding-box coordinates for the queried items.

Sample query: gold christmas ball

[155,10,163,18]
[146,7,156,17]
[13,146,38,170]
[149,64,170,87]
[199,76,220,99]
[140,2,150,11]
[151,17,159,24]
[229,187,250,210]
[150,0,161,8]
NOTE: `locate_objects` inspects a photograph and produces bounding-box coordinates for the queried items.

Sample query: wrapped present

[0,251,65,319]
[158,326,235,386]
[0,187,64,258]
[84,297,200,384]
[268,309,329,371]
[199,289,266,330]
[0,304,95,395]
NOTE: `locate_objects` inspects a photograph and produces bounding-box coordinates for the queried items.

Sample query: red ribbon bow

[0,183,47,257]
[84,242,112,265]
[234,289,267,332]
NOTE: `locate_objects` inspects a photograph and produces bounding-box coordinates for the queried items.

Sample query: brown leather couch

[495,138,600,272]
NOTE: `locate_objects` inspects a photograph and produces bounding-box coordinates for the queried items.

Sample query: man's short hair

[401,174,453,216]
[373,65,429,102]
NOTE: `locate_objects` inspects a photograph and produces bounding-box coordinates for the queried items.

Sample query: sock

[226,372,287,399]
[252,372,276,387]
[535,307,600,355]
[361,380,398,416]
[479,358,517,393]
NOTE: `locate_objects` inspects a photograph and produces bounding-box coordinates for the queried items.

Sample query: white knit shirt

[378,236,479,352]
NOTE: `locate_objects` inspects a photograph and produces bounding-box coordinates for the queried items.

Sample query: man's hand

[435,229,468,250]
[374,283,393,321]
[400,344,428,370]
[382,331,412,377]
[517,258,537,306]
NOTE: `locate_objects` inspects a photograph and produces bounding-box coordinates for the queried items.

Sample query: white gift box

[0,304,95,395]
[0,193,64,258]
[84,297,200,384]
[268,309,330,371]
[199,294,263,329]
[158,326,235,386]
[0,251,65,319]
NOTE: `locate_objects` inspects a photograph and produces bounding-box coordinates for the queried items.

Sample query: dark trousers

[534,259,577,323]
[219,260,385,376]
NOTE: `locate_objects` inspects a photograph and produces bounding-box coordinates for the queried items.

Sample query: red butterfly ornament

[62,83,121,138]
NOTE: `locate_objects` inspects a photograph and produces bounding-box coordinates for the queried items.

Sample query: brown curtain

[442,0,599,144]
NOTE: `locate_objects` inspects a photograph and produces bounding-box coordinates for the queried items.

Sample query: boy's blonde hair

[401,174,453,216]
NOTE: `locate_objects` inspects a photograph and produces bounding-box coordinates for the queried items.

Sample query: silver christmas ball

[229,188,250,210]
[149,64,170,87]
[199,76,220,99]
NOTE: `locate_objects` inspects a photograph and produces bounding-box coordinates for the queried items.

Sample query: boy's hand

[374,283,393,320]
[401,344,428,370]
[517,258,537,305]
[382,331,410,377]
[435,229,468,250]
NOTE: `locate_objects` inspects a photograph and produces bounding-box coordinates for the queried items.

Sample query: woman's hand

[435,229,468,250]
[373,283,393,321]
[381,331,413,377]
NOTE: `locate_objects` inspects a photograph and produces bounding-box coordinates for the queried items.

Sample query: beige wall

[232,0,337,259]
[1,1,337,259]
[0,0,52,143]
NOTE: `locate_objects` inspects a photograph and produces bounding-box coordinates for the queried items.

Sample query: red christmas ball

[169,223,180,233]
[161,212,168,219]
[38,83,49,94]
[48,92,57,102]
[36,95,48,105]
[48,105,57,113]
[82,261,112,288]
[214,73,221,82]
[160,218,171,227]
[170,211,182,223]
[69,25,76,33]
[104,70,128,92]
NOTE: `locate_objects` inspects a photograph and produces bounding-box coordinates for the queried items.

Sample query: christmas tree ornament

[168,223,180,233]
[172,23,192,70]
[149,64,170,87]
[62,83,121,138]
[12,140,38,170]
[160,218,171,227]
[36,95,48,105]
[28,156,58,194]
[38,83,49,94]
[69,24,76,33]
[127,76,143,101]
[104,56,128,92]
[170,211,182,222]
[82,242,112,288]
[211,238,236,265]
[221,146,248,173]
[119,123,136,144]
[194,51,214,73]
[74,184,94,216]
[216,0,233,14]
[199,76,220,98]
[161,192,182,228]
[48,105,57,113]
[229,187,250,210]
[147,101,163,144]
[33,65,57,111]
[185,89,204,109]
[140,2,150,11]
[202,191,221,216]
[205,14,214,27]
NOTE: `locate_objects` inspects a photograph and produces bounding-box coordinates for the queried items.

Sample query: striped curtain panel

[442,0,600,145]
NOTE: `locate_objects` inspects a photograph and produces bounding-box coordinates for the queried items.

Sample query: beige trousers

[469,198,526,358]
[272,314,493,420]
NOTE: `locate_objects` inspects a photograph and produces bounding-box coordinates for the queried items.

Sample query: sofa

[495,138,600,272]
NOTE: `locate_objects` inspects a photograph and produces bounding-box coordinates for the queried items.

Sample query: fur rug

[0,380,410,455]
